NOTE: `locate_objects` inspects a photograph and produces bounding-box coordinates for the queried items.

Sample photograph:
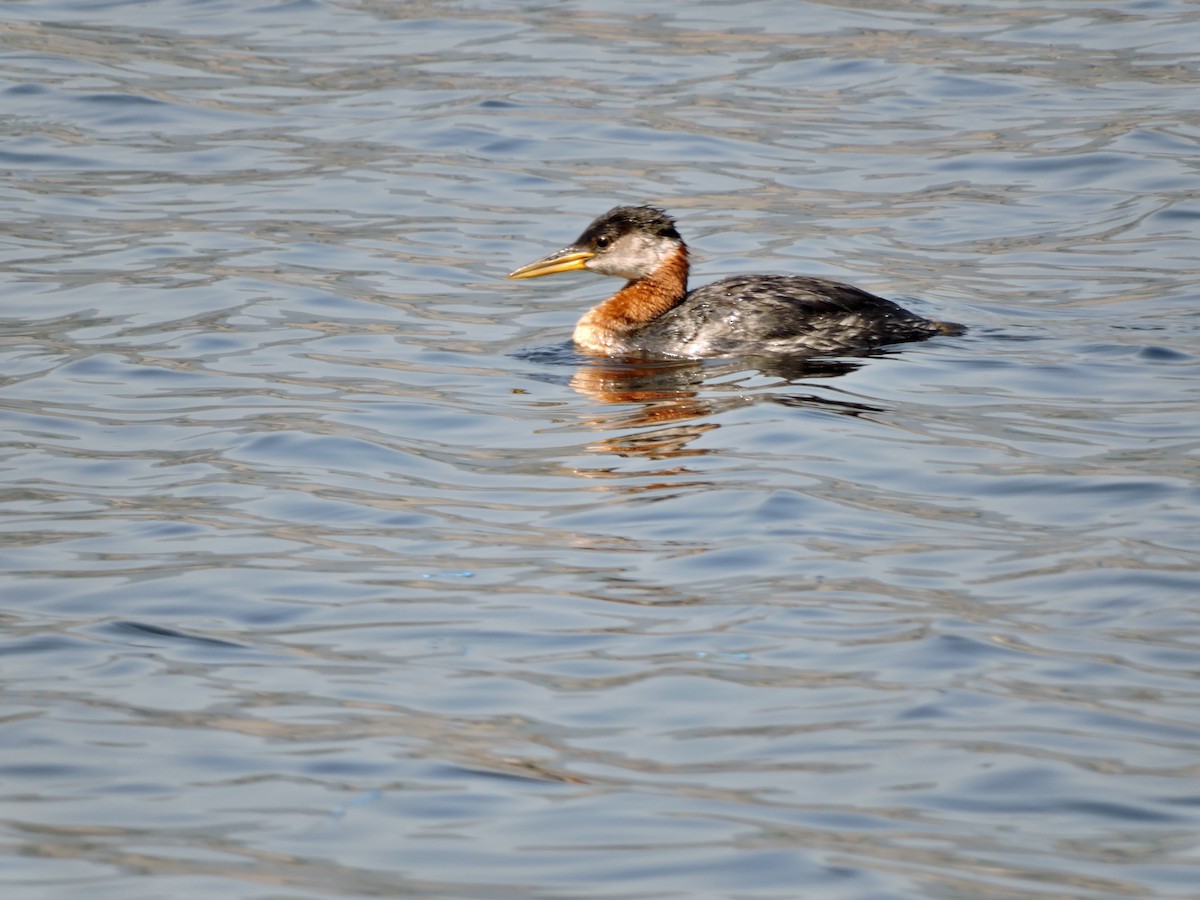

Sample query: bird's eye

[596,235,611,249]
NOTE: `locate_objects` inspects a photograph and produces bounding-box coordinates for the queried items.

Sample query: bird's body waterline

[508,206,963,359]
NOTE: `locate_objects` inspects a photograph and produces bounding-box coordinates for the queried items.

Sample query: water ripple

[2,1,1199,897]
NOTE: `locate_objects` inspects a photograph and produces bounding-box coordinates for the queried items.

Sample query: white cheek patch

[587,233,672,279]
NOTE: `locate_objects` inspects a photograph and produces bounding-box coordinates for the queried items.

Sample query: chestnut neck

[573,245,690,354]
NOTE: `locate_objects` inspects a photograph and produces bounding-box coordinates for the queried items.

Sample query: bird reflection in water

[556,352,887,460]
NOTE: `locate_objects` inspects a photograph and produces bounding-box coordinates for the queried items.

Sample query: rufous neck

[582,244,689,328]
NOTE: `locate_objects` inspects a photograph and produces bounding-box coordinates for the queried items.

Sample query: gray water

[3,1,1200,897]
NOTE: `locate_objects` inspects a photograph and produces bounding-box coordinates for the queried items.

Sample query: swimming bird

[508,205,963,358]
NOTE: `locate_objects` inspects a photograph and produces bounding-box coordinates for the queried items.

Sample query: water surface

[2,1,1200,897]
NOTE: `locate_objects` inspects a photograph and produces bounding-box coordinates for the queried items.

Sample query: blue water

[3,1,1199,897]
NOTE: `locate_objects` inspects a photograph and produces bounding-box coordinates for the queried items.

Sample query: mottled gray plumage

[629,273,957,357]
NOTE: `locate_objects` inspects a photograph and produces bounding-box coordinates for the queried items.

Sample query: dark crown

[574,205,682,248]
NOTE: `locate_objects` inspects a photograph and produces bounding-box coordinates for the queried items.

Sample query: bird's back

[628,275,960,358]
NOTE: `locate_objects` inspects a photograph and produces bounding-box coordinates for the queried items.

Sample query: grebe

[508,206,963,358]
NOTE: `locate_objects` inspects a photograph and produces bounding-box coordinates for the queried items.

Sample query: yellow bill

[508,249,594,279]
